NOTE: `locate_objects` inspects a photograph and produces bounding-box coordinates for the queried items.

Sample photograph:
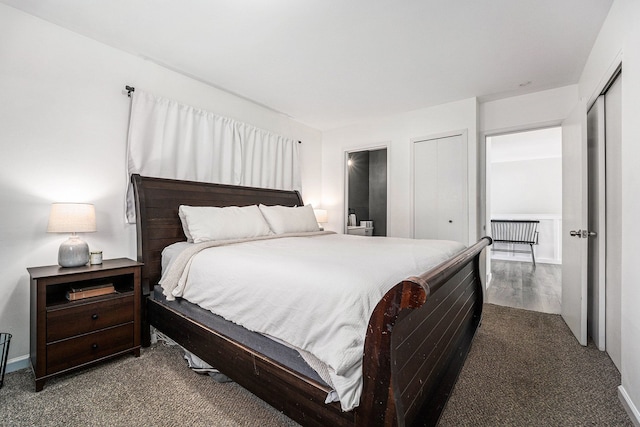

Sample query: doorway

[345,148,387,236]
[485,127,563,314]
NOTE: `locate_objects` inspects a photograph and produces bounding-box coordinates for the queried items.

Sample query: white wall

[491,158,562,215]
[490,149,563,265]
[0,4,322,367]
[321,98,478,243]
[577,0,640,421]
[480,85,579,134]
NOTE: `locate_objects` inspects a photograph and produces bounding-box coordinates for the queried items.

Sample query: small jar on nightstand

[89,250,103,265]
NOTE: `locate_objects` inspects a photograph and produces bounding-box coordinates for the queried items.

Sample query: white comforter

[160,233,465,411]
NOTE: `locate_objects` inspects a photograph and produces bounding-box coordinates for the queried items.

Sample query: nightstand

[27,258,142,391]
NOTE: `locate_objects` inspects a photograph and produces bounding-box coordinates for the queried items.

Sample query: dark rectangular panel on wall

[348,151,370,223]
[369,149,387,236]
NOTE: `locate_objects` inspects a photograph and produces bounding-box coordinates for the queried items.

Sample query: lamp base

[58,236,90,267]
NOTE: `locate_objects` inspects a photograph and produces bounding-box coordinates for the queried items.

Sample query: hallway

[487,260,561,314]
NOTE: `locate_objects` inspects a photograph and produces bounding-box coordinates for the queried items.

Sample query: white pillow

[259,204,320,234]
[178,205,272,243]
[178,209,194,242]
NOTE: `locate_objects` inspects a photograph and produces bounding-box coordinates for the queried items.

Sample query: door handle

[569,230,597,238]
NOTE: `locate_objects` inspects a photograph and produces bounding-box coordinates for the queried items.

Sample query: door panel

[604,74,622,370]
[437,136,467,242]
[562,101,588,346]
[414,134,468,244]
[414,140,439,240]
[587,97,606,350]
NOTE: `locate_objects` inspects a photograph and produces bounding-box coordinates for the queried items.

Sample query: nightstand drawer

[47,295,134,342]
[46,323,134,374]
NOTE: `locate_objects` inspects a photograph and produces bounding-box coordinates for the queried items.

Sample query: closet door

[413,134,468,244]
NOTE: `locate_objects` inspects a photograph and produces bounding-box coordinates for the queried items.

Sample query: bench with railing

[490,219,540,266]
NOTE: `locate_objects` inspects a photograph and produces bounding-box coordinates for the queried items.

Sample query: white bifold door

[413,133,468,245]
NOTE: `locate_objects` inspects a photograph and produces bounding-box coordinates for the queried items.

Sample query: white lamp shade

[313,209,328,224]
[47,203,96,233]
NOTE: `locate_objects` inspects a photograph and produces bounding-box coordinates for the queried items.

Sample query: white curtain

[125,90,301,222]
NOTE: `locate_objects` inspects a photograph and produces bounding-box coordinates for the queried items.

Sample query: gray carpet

[439,304,631,426]
[0,304,631,426]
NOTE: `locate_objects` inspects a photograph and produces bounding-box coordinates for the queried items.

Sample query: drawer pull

[91,343,98,350]
[91,314,99,320]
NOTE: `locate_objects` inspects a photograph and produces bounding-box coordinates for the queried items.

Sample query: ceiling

[1,0,613,130]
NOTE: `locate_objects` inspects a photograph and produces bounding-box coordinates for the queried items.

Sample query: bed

[131,174,491,426]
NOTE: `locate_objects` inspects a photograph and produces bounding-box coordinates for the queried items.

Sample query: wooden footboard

[132,174,491,427]
[358,237,491,426]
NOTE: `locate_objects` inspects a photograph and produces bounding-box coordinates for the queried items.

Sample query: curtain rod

[124,84,301,143]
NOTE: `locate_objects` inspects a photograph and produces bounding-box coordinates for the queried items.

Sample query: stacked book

[66,283,116,301]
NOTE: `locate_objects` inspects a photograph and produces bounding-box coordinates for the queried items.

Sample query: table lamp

[314,209,328,230]
[47,203,96,267]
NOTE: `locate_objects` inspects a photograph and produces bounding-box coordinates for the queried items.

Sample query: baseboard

[618,385,640,426]
[6,355,30,374]
[491,254,561,265]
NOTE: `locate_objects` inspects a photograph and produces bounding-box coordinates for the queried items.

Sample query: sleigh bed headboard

[130,174,303,295]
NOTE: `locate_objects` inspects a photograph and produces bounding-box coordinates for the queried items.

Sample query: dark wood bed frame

[132,174,491,427]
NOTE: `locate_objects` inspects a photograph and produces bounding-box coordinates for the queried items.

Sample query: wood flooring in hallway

[487,259,562,314]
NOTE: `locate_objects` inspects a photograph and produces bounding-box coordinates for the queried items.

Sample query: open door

[561,100,588,346]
